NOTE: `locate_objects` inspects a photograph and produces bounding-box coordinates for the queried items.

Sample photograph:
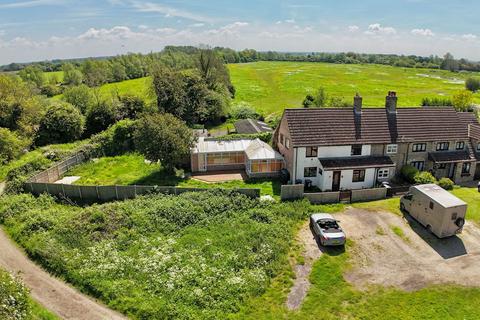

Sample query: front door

[448,163,456,180]
[332,171,341,191]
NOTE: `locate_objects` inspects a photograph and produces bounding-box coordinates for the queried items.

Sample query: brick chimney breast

[386,91,397,113]
[354,93,362,114]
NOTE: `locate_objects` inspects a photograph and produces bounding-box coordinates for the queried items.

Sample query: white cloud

[207,22,249,36]
[190,23,205,28]
[348,25,359,32]
[138,24,148,30]
[77,26,145,41]
[411,28,434,37]
[0,0,63,9]
[276,19,296,25]
[365,23,396,35]
[462,33,477,40]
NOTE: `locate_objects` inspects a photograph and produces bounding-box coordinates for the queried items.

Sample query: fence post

[115,185,119,200]
[78,186,83,200]
[45,183,49,194]
[96,186,100,200]
[134,185,137,198]
[61,184,65,196]
[46,170,50,183]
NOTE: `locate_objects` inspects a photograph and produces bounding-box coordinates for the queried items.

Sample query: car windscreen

[317,219,340,233]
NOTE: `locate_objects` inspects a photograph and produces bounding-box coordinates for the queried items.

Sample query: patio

[191,170,247,183]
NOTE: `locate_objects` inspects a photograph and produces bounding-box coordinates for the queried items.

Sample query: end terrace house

[274,92,480,191]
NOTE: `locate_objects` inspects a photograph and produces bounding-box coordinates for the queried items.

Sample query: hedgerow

[0,191,309,319]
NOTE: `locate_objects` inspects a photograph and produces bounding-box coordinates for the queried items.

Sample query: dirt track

[339,208,480,291]
[286,222,322,310]
[0,228,127,320]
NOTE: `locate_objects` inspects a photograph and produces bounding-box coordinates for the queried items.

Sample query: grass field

[44,71,64,83]
[228,61,480,116]
[66,154,281,197]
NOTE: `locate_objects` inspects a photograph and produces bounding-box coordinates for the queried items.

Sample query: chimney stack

[385,91,397,113]
[354,93,362,115]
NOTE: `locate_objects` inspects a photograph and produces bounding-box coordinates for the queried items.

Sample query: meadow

[228,61,480,116]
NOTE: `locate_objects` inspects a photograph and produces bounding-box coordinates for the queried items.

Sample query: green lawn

[66,153,281,197]
[228,61,480,116]
[44,71,64,83]
[452,187,480,223]
[52,77,154,104]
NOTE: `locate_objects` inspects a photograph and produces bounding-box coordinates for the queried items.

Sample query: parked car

[309,213,346,246]
[400,184,467,238]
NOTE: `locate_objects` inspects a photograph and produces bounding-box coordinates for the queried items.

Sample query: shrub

[0,128,28,164]
[421,97,453,106]
[400,165,419,183]
[62,85,95,114]
[452,90,474,111]
[35,102,85,146]
[117,94,146,120]
[0,268,30,320]
[5,156,51,194]
[230,102,260,120]
[40,84,63,97]
[211,132,273,144]
[438,177,454,190]
[134,113,196,171]
[465,77,480,92]
[85,101,116,136]
[90,119,136,156]
[414,171,437,184]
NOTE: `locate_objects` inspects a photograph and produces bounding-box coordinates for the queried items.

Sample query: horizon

[0,0,480,65]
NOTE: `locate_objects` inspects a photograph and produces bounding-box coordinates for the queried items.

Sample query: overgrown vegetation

[0,268,58,320]
[0,192,310,319]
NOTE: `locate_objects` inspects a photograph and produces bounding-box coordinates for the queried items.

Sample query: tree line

[3,46,480,76]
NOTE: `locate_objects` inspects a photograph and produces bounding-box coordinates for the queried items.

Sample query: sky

[0,0,479,65]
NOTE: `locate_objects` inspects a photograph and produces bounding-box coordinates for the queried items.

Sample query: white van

[400,184,467,238]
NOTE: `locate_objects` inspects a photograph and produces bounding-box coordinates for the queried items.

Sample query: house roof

[245,139,284,160]
[469,124,480,140]
[283,107,478,147]
[193,137,283,161]
[428,151,473,163]
[234,119,272,134]
[319,156,395,170]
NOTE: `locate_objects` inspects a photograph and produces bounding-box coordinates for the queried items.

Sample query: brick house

[273,92,480,191]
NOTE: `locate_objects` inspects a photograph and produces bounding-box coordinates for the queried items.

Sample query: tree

[82,60,110,87]
[111,62,127,82]
[117,94,147,120]
[151,66,186,118]
[134,113,196,172]
[18,65,45,87]
[314,87,328,107]
[62,85,95,114]
[0,128,28,164]
[465,77,480,92]
[452,90,474,111]
[35,102,84,145]
[440,52,459,72]
[85,100,117,136]
[302,94,315,108]
[62,63,83,86]
[197,49,235,96]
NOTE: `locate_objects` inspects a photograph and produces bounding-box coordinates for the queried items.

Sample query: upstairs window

[456,141,465,150]
[352,169,366,182]
[436,142,449,151]
[279,133,285,146]
[412,143,427,152]
[306,147,318,157]
[386,144,398,154]
[477,143,480,151]
[351,145,362,156]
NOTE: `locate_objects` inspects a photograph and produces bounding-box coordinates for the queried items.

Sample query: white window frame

[456,141,465,150]
[386,144,398,154]
[378,168,389,179]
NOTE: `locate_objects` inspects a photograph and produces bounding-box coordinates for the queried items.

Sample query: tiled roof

[284,107,478,147]
[469,124,480,140]
[319,156,395,170]
[234,119,272,134]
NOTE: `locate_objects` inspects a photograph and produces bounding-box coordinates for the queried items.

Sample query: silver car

[309,213,346,246]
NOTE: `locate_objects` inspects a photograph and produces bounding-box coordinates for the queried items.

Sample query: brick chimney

[385,91,397,113]
[354,93,362,115]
